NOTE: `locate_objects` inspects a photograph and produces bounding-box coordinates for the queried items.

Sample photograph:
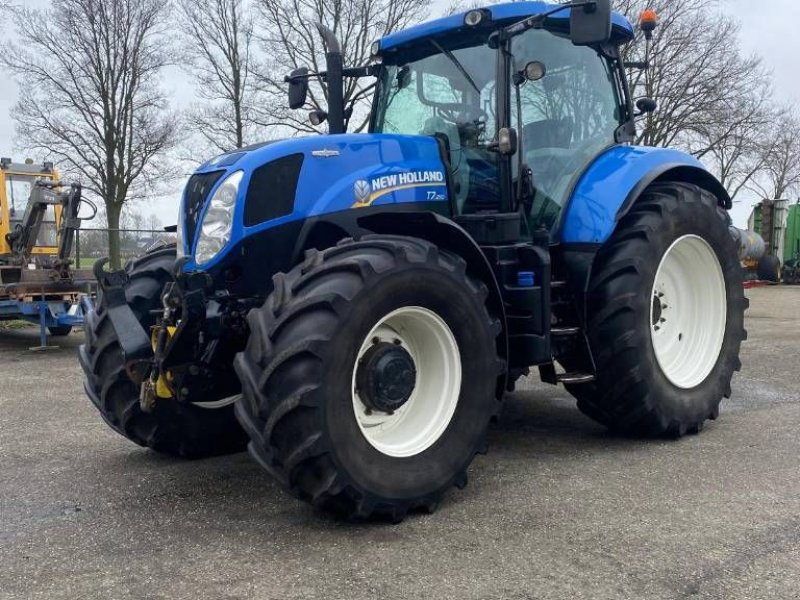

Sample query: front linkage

[93,256,253,412]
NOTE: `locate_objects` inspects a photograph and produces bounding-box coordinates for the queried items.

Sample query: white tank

[730,227,766,261]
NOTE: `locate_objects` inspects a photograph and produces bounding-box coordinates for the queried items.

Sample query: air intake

[244,154,304,227]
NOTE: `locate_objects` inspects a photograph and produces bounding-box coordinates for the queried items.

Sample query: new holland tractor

[81,1,746,520]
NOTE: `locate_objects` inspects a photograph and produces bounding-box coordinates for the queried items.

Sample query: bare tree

[254,0,429,134]
[1,0,177,268]
[179,0,259,155]
[689,80,778,201]
[616,0,768,152]
[748,112,800,201]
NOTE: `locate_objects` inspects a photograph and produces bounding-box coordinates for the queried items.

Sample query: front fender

[559,146,730,245]
[358,210,509,390]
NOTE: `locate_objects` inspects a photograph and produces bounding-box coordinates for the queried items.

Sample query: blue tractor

[81,0,746,520]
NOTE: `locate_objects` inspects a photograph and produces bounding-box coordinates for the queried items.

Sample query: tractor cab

[0,158,61,261]
[371,7,632,234]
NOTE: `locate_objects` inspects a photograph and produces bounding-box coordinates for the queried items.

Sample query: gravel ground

[1,285,798,600]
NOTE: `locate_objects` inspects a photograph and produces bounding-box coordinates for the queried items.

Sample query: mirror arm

[342,65,380,78]
[492,0,599,46]
[284,71,321,83]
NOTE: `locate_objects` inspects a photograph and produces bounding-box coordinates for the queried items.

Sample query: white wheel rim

[351,306,461,458]
[650,234,727,389]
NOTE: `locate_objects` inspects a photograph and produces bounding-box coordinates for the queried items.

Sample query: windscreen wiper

[430,39,480,94]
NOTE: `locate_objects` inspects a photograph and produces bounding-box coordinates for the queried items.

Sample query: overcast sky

[1,0,798,227]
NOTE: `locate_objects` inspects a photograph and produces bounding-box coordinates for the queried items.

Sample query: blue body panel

[559,146,707,244]
[379,1,634,51]
[185,134,449,270]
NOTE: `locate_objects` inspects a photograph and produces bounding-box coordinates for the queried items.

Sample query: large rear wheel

[234,236,503,521]
[566,182,747,436]
[79,247,247,458]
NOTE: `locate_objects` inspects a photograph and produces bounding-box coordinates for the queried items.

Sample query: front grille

[184,170,225,247]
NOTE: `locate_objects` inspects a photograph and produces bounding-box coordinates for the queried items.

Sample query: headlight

[194,170,243,265]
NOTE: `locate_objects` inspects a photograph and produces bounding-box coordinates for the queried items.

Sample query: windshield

[373,39,501,214]
[4,174,58,247]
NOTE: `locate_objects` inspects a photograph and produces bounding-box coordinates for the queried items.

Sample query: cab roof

[379,1,635,52]
[0,158,55,175]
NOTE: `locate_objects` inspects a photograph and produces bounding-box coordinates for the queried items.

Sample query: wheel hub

[355,341,417,413]
[651,293,663,327]
[351,306,462,458]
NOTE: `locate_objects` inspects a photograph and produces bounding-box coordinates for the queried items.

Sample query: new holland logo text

[353,170,446,207]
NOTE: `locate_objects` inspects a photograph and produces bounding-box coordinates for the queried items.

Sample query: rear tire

[757,254,781,282]
[234,236,503,520]
[567,182,747,437]
[79,247,247,458]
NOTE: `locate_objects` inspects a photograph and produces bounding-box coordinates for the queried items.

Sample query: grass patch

[0,319,35,329]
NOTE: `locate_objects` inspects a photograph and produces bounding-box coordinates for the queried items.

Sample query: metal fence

[73,228,177,269]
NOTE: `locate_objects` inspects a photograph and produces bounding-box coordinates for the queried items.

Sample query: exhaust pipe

[314,23,345,134]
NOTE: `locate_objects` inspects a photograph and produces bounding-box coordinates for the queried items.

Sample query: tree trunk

[106,203,122,270]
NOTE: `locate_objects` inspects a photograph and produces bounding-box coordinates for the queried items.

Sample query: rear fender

[559,146,731,245]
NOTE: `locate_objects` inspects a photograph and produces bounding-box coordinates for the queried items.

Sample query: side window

[512,30,622,230]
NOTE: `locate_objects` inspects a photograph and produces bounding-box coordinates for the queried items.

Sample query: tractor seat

[522,118,573,150]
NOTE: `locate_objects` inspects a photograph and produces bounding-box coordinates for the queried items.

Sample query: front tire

[79,247,247,458]
[234,236,503,521]
[567,182,747,437]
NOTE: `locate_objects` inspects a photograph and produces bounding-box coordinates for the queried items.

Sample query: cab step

[551,326,581,336]
[556,372,596,385]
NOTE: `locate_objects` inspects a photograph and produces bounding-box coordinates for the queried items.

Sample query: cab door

[510,29,625,233]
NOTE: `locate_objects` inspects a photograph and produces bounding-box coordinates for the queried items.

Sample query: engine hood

[182,133,450,271]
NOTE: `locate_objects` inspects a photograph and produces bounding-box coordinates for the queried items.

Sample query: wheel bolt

[372,337,380,345]
[393,338,402,345]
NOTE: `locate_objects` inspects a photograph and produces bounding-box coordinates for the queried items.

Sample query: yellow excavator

[0,157,95,344]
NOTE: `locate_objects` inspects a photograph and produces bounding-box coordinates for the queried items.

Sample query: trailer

[747,199,800,282]
[783,203,800,284]
[0,158,96,346]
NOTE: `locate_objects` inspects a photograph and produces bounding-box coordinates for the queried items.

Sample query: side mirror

[635,97,657,115]
[308,110,327,126]
[523,61,546,82]
[570,0,611,46]
[287,67,310,109]
[497,127,518,155]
